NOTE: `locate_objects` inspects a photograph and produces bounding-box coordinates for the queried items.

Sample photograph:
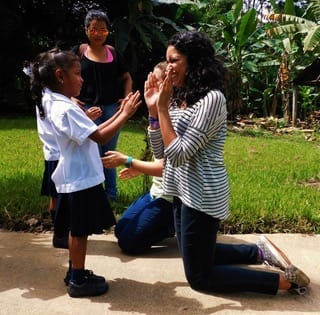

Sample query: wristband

[124,156,133,168]
[148,116,160,129]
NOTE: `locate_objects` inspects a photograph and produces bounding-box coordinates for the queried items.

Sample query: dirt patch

[1,212,53,233]
[298,178,320,188]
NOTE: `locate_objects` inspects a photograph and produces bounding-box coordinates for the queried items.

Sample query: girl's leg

[66,186,110,297]
[69,235,87,271]
[49,196,57,226]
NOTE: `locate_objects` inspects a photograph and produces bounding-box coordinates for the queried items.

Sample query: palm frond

[311,0,320,20]
[268,13,315,27]
[268,24,301,36]
[303,25,320,51]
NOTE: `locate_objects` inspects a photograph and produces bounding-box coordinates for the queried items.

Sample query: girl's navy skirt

[54,184,116,237]
[40,160,58,197]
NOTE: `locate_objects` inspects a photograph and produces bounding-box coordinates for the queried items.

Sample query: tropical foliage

[267,0,320,52]
[0,0,319,121]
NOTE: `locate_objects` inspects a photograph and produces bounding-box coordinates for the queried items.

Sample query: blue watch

[125,156,133,168]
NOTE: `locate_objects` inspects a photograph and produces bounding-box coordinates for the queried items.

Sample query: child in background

[102,61,174,254]
[31,49,141,298]
[103,152,174,254]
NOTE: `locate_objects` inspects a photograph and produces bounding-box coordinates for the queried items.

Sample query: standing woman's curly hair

[168,30,227,107]
[30,49,79,119]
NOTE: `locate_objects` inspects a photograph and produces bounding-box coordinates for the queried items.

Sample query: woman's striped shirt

[149,90,230,220]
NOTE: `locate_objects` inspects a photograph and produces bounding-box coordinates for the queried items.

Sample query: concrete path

[0,231,319,315]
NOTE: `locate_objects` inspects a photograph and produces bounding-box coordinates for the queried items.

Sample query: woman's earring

[59,79,64,85]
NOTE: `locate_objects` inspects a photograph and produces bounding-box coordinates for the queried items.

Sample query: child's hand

[102,151,127,168]
[121,90,141,118]
[119,167,142,180]
[85,106,102,121]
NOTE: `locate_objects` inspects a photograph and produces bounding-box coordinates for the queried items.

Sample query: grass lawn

[0,116,319,233]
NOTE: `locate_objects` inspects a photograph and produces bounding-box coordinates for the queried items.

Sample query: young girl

[31,49,140,298]
[34,53,102,250]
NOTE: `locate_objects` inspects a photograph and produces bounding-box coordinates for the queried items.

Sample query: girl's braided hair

[30,49,79,119]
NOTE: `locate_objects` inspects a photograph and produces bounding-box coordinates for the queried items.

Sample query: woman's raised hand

[157,68,173,111]
[144,72,160,118]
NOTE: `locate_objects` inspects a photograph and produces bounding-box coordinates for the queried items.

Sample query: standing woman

[72,9,133,202]
[145,30,309,295]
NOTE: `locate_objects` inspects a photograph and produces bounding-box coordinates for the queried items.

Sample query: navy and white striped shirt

[149,90,230,220]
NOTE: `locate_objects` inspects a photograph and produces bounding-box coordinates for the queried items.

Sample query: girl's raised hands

[121,90,142,118]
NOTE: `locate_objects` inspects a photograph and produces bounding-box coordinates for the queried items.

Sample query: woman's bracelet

[124,156,133,168]
[148,116,160,129]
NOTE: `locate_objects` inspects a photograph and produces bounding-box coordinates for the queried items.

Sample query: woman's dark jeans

[173,197,279,295]
[115,192,175,254]
[84,103,120,201]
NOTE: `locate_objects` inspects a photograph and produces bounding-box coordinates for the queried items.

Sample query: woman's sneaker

[257,235,290,270]
[257,235,310,288]
[284,264,310,287]
[67,277,109,298]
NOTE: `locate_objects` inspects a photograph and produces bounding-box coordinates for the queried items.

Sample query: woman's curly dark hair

[168,30,227,107]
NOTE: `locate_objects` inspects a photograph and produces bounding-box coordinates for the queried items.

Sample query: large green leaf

[243,60,259,72]
[237,8,257,47]
[284,0,296,15]
[233,0,243,22]
[223,29,235,45]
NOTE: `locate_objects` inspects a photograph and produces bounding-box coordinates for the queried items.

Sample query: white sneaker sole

[258,235,290,270]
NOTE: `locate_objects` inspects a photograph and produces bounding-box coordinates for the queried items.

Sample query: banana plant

[267,0,320,52]
[217,0,259,116]
[265,0,318,122]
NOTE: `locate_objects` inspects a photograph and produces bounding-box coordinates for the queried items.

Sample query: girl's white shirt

[36,88,60,161]
[49,91,104,193]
